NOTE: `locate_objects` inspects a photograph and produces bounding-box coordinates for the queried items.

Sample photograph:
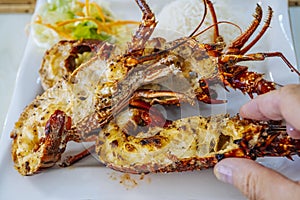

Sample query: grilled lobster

[11,0,299,176]
[39,39,106,90]
[96,108,300,174]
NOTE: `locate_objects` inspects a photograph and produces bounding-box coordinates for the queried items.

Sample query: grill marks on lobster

[11,0,300,176]
[95,110,300,174]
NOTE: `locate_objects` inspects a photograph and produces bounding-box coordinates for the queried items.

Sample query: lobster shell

[96,112,300,174]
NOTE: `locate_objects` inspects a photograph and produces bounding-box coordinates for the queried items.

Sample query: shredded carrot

[35,21,74,40]
[75,11,85,17]
[33,0,140,41]
[55,17,112,34]
[75,1,85,7]
[91,2,106,22]
[85,0,90,17]
[55,17,91,26]
[105,20,140,26]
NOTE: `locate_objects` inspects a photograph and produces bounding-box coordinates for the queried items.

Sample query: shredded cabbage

[31,0,137,48]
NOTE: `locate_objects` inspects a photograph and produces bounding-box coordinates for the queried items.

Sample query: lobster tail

[96,113,300,174]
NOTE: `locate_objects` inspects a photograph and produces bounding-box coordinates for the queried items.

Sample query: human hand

[213,84,300,200]
[239,84,300,139]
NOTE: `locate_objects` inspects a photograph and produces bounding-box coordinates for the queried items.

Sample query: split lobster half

[96,109,300,174]
[11,0,300,176]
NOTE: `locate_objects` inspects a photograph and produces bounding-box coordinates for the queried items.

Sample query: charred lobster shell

[96,112,300,174]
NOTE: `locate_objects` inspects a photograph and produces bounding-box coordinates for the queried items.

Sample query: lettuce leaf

[32,0,115,48]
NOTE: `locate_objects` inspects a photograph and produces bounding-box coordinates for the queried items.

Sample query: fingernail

[286,123,300,138]
[214,164,233,184]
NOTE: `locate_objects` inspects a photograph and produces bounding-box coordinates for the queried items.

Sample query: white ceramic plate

[1,0,300,199]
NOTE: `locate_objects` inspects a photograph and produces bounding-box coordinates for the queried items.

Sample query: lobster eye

[199,80,207,87]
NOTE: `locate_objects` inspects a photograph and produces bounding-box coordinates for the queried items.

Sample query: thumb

[214,158,300,200]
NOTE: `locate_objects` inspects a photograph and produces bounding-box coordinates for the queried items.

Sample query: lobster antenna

[189,0,208,37]
[192,21,242,39]
[135,1,239,64]
[136,22,241,64]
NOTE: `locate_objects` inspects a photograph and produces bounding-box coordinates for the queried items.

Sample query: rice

[154,0,248,43]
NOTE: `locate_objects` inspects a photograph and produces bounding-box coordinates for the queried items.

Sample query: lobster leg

[220,52,300,76]
[240,6,273,54]
[217,51,300,98]
[60,145,95,167]
[127,0,157,56]
[130,86,225,105]
[128,99,172,128]
[130,89,195,105]
[226,4,263,54]
[218,65,276,98]
[196,79,227,104]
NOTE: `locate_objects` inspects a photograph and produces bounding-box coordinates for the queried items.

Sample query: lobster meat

[11,0,300,176]
[39,39,106,90]
[96,108,300,174]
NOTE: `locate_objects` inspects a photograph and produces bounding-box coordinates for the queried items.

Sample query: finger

[239,89,281,121]
[240,84,300,132]
[214,158,300,200]
[286,123,300,139]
